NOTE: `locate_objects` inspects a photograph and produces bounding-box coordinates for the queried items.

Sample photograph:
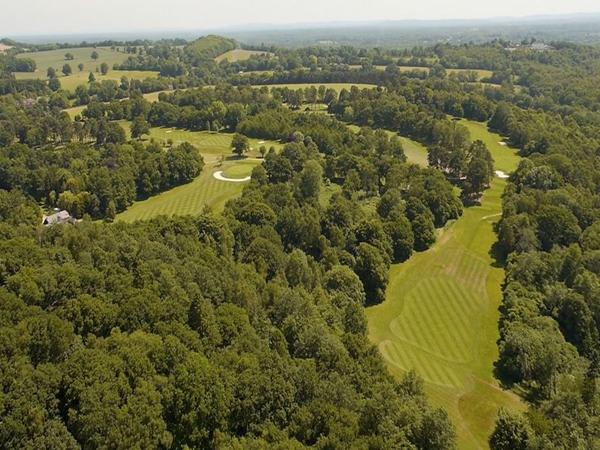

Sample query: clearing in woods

[14,47,157,92]
[366,120,523,450]
[115,126,282,222]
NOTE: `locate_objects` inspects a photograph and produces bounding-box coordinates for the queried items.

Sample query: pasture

[115,126,282,222]
[366,119,521,449]
[215,49,272,62]
[14,47,157,91]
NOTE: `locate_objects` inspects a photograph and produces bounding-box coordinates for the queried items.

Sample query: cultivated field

[215,49,272,62]
[14,47,157,91]
[366,120,522,449]
[115,126,282,222]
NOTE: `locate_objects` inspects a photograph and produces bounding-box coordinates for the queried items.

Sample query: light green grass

[222,161,257,178]
[215,49,271,63]
[59,70,158,92]
[126,125,282,158]
[399,136,428,167]
[458,119,518,173]
[115,127,281,222]
[366,120,521,450]
[14,47,158,92]
[115,163,250,222]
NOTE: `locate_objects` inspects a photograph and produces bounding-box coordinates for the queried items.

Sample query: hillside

[184,34,237,61]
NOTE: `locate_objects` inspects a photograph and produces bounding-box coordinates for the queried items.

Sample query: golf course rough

[366,120,523,449]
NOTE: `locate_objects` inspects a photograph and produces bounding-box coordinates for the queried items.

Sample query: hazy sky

[3,0,600,36]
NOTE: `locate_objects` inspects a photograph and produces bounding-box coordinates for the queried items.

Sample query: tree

[536,205,581,251]
[412,213,436,251]
[296,160,322,201]
[65,52,74,60]
[47,67,56,79]
[62,64,72,76]
[48,77,61,92]
[78,63,84,72]
[91,50,99,60]
[88,72,95,83]
[100,62,109,75]
[489,409,532,450]
[131,116,150,139]
[259,146,267,158]
[355,242,389,305]
[231,133,249,157]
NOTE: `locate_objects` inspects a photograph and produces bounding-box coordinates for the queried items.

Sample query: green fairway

[14,47,158,92]
[366,119,522,449]
[115,127,281,222]
[399,136,428,166]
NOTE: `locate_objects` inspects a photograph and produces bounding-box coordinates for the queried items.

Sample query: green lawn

[366,119,521,450]
[14,47,158,92]
[222,161,257,179]
[115,127,281,222]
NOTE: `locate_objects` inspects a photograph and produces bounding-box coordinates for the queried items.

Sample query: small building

[42,210,74,226]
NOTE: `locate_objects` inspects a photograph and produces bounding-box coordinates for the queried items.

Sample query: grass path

[366,120,523,449]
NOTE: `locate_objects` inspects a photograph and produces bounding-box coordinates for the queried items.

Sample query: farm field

[115,127,282,222]
[14,47,158,91]
[366,119,522,450]
[215,49,272,62]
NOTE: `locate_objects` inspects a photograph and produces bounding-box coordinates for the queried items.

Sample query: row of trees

[0,138,203,219]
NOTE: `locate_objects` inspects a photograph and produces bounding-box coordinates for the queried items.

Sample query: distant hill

[184,35,237,62]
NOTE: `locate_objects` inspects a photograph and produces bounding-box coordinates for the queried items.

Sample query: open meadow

[366,120,523,449]
[14,47,158,91]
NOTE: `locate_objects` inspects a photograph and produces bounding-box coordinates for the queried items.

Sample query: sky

[2,0,600,36]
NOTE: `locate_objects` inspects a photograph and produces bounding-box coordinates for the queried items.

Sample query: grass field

[14,47,158,92]
[366,119,522,450]
[115,127,281,222]
[215,49,272,63]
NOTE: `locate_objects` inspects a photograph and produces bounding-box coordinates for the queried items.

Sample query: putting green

[366,119,523,449]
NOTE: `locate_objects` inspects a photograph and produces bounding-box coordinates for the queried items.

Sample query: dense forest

[1,30,600,448]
